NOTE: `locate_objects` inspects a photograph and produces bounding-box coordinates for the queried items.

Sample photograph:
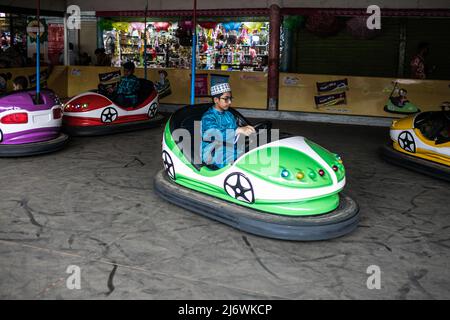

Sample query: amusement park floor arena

[0,118,449,299]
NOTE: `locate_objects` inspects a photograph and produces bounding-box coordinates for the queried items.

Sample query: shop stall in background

[99,20,270,72]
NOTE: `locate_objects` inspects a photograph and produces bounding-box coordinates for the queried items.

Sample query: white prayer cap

[210,82,231,96]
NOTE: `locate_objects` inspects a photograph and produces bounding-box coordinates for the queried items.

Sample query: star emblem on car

[398,131,416,153]
[101,107,118,123]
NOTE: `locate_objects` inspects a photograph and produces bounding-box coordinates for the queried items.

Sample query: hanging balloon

[305,13,342,37]
[112,22,131,33]
[243,22,263,33]
[345,16,381,40]
[131,22,145,32]
[222,22,242,32]
[199,22,218,30]
[153,22,171,32]
[283,16,304,30]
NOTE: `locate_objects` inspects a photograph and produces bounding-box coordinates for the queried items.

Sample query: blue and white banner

[314,92,347,108]
[316,78,348,93]
[98,70,121,84]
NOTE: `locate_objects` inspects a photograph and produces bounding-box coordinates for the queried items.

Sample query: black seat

[435,135,450,145]
[416,111,450,144]
[136,79,156,105]
[98,78,156,107]
[170,104,211,170]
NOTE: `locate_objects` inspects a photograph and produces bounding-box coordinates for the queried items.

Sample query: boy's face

[124,68,134,76]
[214,91,232,111]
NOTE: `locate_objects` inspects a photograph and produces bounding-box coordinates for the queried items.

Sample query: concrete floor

[0,118,449,300]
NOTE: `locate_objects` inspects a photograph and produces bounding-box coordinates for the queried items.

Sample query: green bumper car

[384,88,421,115]
[154,104,359,240]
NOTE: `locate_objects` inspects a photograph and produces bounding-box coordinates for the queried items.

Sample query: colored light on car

[281,169,290,178]
[1,112,28,124]
[318,169,325,176]
[332,165,338,172]
[308,171,316,179]
[296,172,304,180]
[64,102,91,112]
[53,108,62,119]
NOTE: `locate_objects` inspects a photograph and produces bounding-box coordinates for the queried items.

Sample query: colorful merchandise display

[100,20,269,71]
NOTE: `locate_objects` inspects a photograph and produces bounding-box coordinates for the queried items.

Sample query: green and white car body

[384,99,421,115]
[162,122,345,216]
[155,104,359,240]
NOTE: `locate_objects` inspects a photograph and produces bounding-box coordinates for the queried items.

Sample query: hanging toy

[243,22,263,33]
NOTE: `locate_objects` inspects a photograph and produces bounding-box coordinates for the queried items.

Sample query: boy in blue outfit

[201,83,255,168]
[108,61,140,107]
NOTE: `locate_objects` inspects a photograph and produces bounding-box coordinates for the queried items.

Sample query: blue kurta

[201,106,240,168]
[115,74,140,105]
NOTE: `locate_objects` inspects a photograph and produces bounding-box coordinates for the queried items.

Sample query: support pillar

[268,4,281,111]
[63,13,68,65]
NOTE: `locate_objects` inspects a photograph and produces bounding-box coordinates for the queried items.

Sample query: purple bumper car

[0,89,68,157]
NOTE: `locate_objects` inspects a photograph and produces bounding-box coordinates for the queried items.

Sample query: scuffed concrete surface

[0,118,449,299]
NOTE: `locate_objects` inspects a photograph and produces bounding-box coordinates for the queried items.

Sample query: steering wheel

[253,120,272,131]
[235,120,272,153]
[236,116,248,127]
[415,112,433,127]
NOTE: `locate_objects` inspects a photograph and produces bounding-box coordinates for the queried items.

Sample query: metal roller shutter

[293,18,401,78]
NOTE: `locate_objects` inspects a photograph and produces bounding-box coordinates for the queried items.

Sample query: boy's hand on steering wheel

[236,125,256,136]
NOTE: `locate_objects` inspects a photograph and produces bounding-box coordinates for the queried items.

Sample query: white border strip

[159,104,394,127]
